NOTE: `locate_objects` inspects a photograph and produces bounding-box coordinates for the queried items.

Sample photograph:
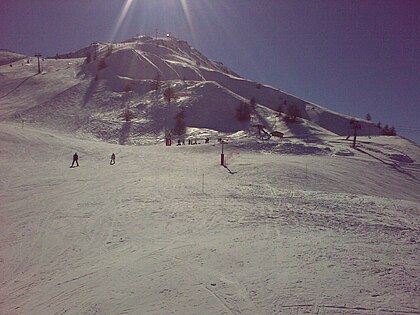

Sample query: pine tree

[236,101,251,122]
[250,97,256,108]
[98,58,107,70]
[124,107,134,122]
[286,105,300,122]
[366,113,372,121]
[276,104,283,121]
[389,126,396,136]
[106,45,113,57]
[163,87,176,104]
[124,83,131,92]
[382,124,389,135]
[174,110,186,136]
[153,73,161,91]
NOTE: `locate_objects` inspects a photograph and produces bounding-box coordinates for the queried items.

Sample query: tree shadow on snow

[284,119,325,144]
[119,121,131,145]
[355,147,417,180]
[82,79,97,106]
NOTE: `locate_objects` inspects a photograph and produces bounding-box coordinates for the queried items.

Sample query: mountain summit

[0,35,398,145]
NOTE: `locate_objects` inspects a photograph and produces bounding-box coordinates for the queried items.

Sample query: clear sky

[1,0,418,141]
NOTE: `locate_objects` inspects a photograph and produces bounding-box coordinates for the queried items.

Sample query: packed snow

[0,36,419,314]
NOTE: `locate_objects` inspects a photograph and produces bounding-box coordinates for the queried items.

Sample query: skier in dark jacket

[71,152,79,167]
[110,153,116,165]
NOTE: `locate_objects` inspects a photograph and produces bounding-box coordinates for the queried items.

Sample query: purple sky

[1,0,419,141]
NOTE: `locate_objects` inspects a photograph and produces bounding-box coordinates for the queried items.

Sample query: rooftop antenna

[34,53,42,73]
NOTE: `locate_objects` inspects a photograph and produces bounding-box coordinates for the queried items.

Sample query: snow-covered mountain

[0,36,419,315]
[0,35,384,145]
[0,49,27,66]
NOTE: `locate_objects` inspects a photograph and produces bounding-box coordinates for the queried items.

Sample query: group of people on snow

[71,152,116,167]
[174,137,211,146]
[71,136,222,167]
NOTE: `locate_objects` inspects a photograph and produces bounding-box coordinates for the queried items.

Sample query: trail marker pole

[35,53,42,73]
[221,141,225,166]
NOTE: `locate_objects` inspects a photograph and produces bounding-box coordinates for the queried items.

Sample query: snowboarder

[71,152,79,167]
[110,153,116,165]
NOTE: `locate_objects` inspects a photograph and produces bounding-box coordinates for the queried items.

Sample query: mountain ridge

[0,35,403,145]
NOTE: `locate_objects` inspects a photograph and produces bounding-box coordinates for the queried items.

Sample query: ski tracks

[171,254,259,315]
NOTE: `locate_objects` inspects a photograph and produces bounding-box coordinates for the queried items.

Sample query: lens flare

[109,0,134,42]
[179,0,196,42]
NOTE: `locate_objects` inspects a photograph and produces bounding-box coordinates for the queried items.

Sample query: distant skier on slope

[71,152,79,167]
[110,153,116,165]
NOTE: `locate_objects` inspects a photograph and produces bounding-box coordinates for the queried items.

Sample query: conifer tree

[174,110,186,136]
[236,101,251,122]
[163,87,176,104]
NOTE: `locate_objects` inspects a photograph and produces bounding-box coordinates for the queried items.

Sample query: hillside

[0,35,384,145]
[0,49,27,66]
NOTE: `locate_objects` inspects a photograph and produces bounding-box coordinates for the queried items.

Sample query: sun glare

[179,0,196,41]
[107,0,212,45]
[110,0,134,42]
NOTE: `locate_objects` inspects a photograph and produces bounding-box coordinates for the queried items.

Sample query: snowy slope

[0,49,27,66]
[0,36,419,314]
[0,35,384,142]
[0,122,419,315]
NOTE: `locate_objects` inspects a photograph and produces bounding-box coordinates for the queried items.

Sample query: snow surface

[0,36,419,314]
[0,123,419,315]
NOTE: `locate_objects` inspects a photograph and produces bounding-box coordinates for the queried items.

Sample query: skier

[110,153,116,165]
[71,152,79,167]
